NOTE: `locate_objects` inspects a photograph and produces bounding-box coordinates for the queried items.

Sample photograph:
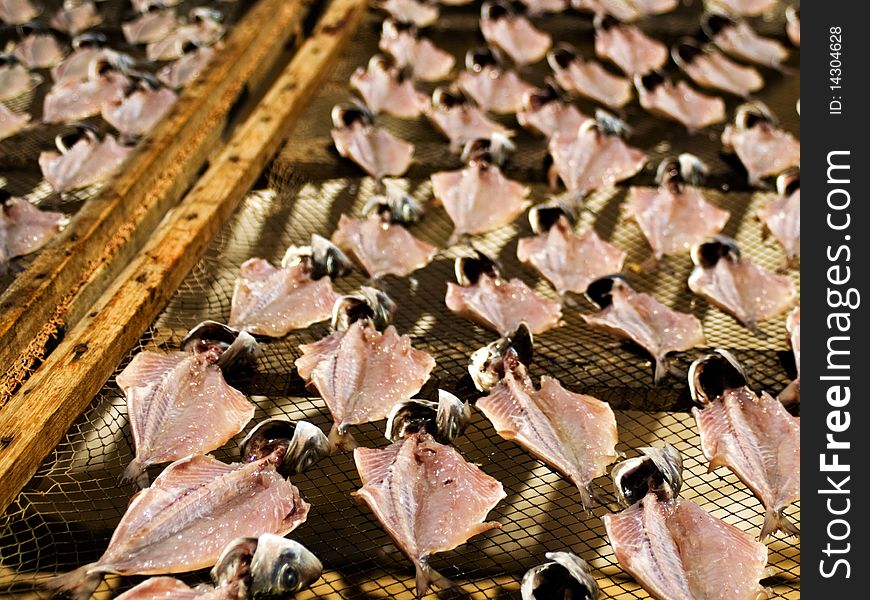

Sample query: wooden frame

[0,0,316,406]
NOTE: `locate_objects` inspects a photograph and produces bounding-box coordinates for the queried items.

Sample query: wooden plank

[0,0,315,407]
[0,0,367,518]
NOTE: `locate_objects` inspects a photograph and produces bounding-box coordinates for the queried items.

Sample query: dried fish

[39,127,132,193]
[521,552,599,600]
[43,61,131,123]
[0,0,40,24]
[0,102,29,141]
[157,44,215,89]
[594,15,667,76]
[50,0,102,35]
[635,71,726,131]
[146,8,224,62]
[426,86,514,151]
[102,77,178,141]
[583,275,706,382]
[331,103,414,179]
[547,44,632,110]
[378,20,454,82]
[757,170,799,261]
[458,47,535,114]
[672,39,763,97]
[0,192,66,264]
[480,2,552,66]
[702,13,789,69]
[0,54,41,100]
[721,104,800,187]
[13,29,65,69]
[779,307,800,403]
[517,82,590,138]
[350,55,428,118]
[378,0,439,28]
[123,7,179,45]
[689,350,800,539]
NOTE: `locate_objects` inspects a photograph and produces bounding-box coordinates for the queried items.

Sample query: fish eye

[551,47,575,69]
[675,41,701,63]
[483,1,511,21]
[598,14,618,30]
[278,563,299,592]
[639,71,665,91]
[468,47,496,72]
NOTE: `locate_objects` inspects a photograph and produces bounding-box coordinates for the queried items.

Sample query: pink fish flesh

[378,27,454,82]
[583,279,706,382]
[14,34,65,69]
[480,13,552,66]
[0,62,41,100]
[43,72,130,123]
[477,363,617,508]
[705,0,777,17]
[779,307,800,403]
[693,385,800,538]
[50,1,102,35]
[379,0,438,28]
[132,0,181,10]
[721,123,800,187]
[637,77,725,131]
[350,59,428,119]
[158,46,215,89]
[295,320,435,448]
[552,55,632,109]
[757,188,799,260]
[39,135,131,193]
[517,95,589,138]
[574,0,677,21]
[116,577,221,600]
[0,196,66,264]
[0,102,30,141]
[686,55,761,99]
[115,350,255,486]
[331,122,414,179]
[711,19,789,68]
[604,493,769,600]
[626,185,730,260]
[595,23,667,76]
[102,87,178,140]
[458,68,535,115]
[519,0,568,13]
[51,48,125,84]
[431,163,530,237]
[147,20,223,62]
[426,102,514,151]
[48,454,309,600]
[689,253,796,331]
[548,124,646,196]
[331,214,436,278]
[517,217,625,295]
[122,8,178,45]
[786,8,800,47]
[229,258,340,337]
[446,273,563,335]
[0,0,39,24]
[354,432,505,597]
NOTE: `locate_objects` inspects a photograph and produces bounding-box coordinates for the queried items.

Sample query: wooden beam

[0,0,315,407]
[0,0,366,518]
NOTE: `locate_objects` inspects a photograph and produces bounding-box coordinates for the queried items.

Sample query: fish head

[382,18,417,39]
[688,349,749,404]
[240,419,331,476]
[786,6,800,25]
[546,43,577,72]
[461,135,514,169]
[593,12,619,33]
[655,154,707,190]
[529,202,576,235]
[72,32,107,50]
[282,234,353,280]
[181,321,263,370]
[0,53,20,68]
[690,235,740,269]
[469,322,533,391]
[584,274,631,309]
[385,390,471,444]
[54,123,98,154]
[521,552,599,600]
[331,102,374,129]
[524,80,563,112]
[466,46,500,73]
[612,444,683,507]
[592,109,631,138]
[363,192,424,225]
[671,39,703,68]
[776,167,800,197]
[211,536,258,589]
[432,86,469,109]
[700,12,735,41]
[249,534,323,597]
[481,1,513,22]
[634,71,666,95]
[454,251,501,286]
[331,287,396,332]
[191,7,223,25]
[734,101,775,130]
[17,20,48,37]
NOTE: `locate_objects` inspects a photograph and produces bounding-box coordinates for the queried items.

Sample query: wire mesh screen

[1,1,799,598]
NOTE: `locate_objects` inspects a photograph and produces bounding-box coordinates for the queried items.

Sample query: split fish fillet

[757,188,799,261]
[0,196,66,264]
[331,214,436,279]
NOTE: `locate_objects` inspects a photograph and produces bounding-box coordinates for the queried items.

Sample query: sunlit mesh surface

[1,2,799,599]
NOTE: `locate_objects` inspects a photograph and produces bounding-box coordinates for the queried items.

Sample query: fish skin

[0,102,30,141]
[48,454,309,600]
[481,15,552,66]
[350,62,428,119]
[115,350,255,486]
[331,122,414,179]
[354,432,505,597]
[626,185,730,260]
[158,46,216,89]
[604,493,769,600]
[431,164,529,237]
[519,0,568,14]
[688,255,796,331]
[779,307,799,403]
[721,123,800,187]
[43,72,130,123]
[426,103,514,151]
[477,364,618,508]
[380,0,439,28]
[0,0,40,24]
[582,282,705,382]
[0,62,41,100]
[574,0,678,21]
[705,0,777,17]
[517,217,625,295]
[712,20,788,68]
[295,320,435,448]
[678,50,763,98]
[51,48,114,84]
[595,23,667,76]
[115,577,221,600]
[0,197,66,264]
[14,34,66,69]
[122,9,179,45]
[446,273,563,336]
[553,57,633,109]
[757,188,799,261]
[331,214,436,278]
[637,79,726,131]
[50,1,102,35]
[517,98,589,138]
[39,135,132,193]
[102,87,178,141]
[458,67,535,115]
[229,258,340,337]
[693,386,800,539]
[548,126,646,196]
[378,31,454,82]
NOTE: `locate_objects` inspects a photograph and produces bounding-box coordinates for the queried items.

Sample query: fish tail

[120,458,150,489]
[761,508,800,541]
[778,379,800,406]
[653,358,668,384]
[328,423,357,453]
[42,564,103,600]
[415,560,454,598]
